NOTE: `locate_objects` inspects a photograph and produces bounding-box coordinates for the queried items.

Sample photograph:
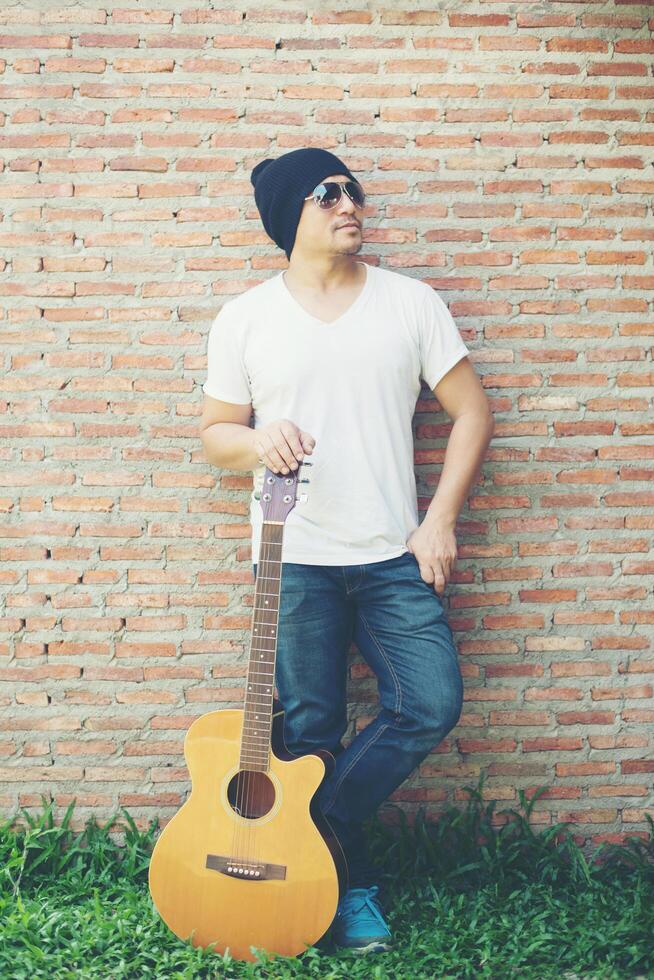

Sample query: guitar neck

[240,520,285,772]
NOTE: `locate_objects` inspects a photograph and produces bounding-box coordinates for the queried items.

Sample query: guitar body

[148,701,348,962]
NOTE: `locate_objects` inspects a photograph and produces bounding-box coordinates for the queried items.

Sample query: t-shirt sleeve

[417,287,470,390]
[202,302,251,404]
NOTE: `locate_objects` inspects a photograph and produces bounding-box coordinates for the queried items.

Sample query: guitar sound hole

[227,770,276,819]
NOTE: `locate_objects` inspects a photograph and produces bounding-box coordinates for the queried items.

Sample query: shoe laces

[337,885,388,930]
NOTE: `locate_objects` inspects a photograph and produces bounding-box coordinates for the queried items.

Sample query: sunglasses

[304,180,366,211]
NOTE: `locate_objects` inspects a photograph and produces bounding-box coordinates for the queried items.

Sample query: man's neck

[284,256,361,293]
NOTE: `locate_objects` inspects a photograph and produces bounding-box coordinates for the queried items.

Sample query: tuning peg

[296,493,308,503]
[300,460,313,466]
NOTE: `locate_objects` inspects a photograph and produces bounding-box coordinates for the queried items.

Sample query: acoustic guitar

[148,459,348,962]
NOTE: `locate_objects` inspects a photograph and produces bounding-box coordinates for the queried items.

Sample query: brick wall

[1,3,653,844]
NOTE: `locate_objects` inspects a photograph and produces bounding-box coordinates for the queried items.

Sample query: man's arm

[407,356,495,593]
[424,356,495,528]
[199,394,259,471]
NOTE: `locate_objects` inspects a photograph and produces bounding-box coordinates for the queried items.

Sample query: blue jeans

[251,551,464,889]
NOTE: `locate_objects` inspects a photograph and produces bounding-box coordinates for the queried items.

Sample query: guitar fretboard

[240,521,285,771]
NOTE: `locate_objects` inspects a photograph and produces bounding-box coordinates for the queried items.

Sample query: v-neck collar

[277,261,372,326]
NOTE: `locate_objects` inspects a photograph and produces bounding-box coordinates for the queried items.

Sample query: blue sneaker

[331,885,393,954]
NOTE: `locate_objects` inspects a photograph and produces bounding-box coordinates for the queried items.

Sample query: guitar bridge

[205,853,286,880]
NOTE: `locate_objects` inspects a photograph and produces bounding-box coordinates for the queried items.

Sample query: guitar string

[235,532,277,872]
[234,536,256,869]
[241,536,265,870]
[236,466,298,875]
[248,536,266,877]
[234,535,264,869]
[251,533,280,877]
[244,534,277,875]
[263,532,282,876]
[250,466,304,875]
[241,536,266,871]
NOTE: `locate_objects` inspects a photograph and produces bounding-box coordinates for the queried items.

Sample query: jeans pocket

[406,552,446,601]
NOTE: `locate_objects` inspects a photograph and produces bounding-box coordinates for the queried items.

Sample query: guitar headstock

[254,461,312,522]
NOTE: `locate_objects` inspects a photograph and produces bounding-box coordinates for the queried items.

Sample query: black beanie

[250,147,356,261]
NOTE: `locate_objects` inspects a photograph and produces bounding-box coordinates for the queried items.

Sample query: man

[200,147,495,954]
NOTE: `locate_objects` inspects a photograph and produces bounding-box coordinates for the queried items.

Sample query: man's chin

[339,242,362,255]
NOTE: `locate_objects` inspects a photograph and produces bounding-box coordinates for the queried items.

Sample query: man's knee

[401,682,463,746]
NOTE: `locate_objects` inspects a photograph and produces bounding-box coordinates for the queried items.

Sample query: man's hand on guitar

[254,418,316,475]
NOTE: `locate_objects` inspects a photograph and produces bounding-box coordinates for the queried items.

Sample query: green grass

[1,777,653,979]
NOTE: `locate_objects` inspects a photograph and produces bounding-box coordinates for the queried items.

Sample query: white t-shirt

[202,262,470,566]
